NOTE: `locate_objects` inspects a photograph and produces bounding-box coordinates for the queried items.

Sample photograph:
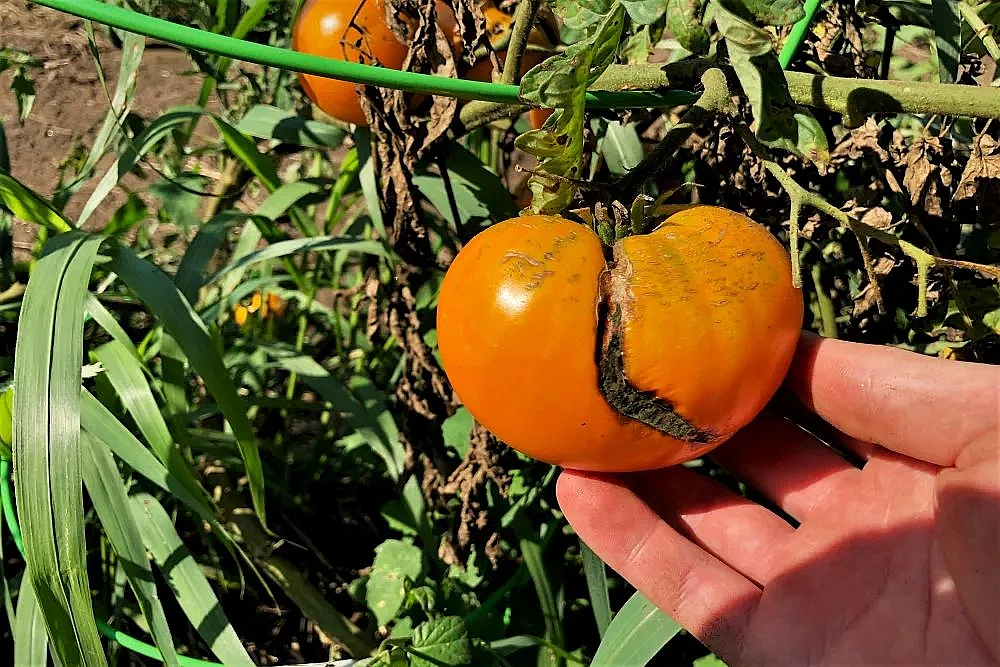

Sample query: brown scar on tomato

[594,247,717,445]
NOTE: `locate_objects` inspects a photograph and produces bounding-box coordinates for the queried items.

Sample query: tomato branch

[733,124,1000,317]
[500,0,543,85]
[612,68,733,201]
[593,63,1000,124]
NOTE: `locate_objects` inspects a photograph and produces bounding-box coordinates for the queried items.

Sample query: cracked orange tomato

[435,206,804,472]
[292,0,558,127]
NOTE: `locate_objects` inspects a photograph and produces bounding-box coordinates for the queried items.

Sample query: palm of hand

[557,334,1000,667]
[741,445,992,666]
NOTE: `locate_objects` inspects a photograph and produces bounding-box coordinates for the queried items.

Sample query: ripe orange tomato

[292,0,558,126]
[292,0,413,127]
[435,207,804,472]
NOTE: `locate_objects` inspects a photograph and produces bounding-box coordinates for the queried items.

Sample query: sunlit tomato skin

[529,107,553,129]
[292,0,412,126]
[293,0,558,126]
[435,208,804,472]
[610,206,804,441]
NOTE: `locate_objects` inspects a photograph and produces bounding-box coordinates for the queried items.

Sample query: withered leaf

[902,136,951,217]
[954,133,1000,201]
[831,118,892,163]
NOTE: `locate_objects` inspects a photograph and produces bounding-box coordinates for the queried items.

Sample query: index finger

[786,332,1000,467]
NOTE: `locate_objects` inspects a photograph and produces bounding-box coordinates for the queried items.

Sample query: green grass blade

[0,172,73,233]
[13,231,107,667]
[235,104,346,148]
[78,106,206,226]
[213,118,281,191]
[175,212,256,304]
[355,127,386,240]
[207,236,388,287]
[86,294,143,364]
[91,340,173,462]
[105,241,268,527]
[580,540,611,638]
[513,517,564,667]
[55,31,144,206]
[263,346,403,478]
[590,591,681,667]
[13,569,50,667]
[932,0,961,83]
[89,338,213,518]
[130,492,256,667]
[81,432,180,667]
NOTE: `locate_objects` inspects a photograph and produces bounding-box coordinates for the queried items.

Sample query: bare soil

[0,0,207,253]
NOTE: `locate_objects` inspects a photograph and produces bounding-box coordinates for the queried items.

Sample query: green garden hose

[30,0,697,109]
[1,0,823,663]
[779,0,824,69]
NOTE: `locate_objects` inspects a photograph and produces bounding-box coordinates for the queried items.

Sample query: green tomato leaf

[517,3,626,213]
[410,616,472,667]
[619,0,666,25]
[366,539,424,627]
[441,407,473,458]
[716,0,804,26]
[621,25,653,63]
[666,0,711,54]
[714,2,829,163]
[552,0,612,30]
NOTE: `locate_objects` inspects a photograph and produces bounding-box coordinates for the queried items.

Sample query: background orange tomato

[292,0,559,127]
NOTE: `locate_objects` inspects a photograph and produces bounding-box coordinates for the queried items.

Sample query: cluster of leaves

[0,0,999,666]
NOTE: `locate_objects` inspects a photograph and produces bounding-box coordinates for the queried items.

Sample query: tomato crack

[594,254,716,445]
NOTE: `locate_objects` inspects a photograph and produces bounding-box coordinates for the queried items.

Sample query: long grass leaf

[513,518,564,667]
[81,432,180,667]
[13,231,106,667]
[355,128,386,240]
[580,540,612,638]
[263,346,403,478]
[89,338,213,517]
[90,340,173,462]
[932,0,961,83]
[86,294,143,364]
[78,107,205,226]
[105,241,268,527]
[130,492,256,666]
[79,390,209,519]
[213,118,281,191]
[55,31,144,207]
[0,172,73,233]
[590,591,681,667]
[175,212,257,304]
[13,569,49,667]
[235,104,345,148]
[207,236,387,287]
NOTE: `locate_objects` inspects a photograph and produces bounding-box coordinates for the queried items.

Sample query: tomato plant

[436,206,803,471]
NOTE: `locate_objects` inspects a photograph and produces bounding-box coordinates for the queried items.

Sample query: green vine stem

[958,2,1000,64]
[732,123,1000,317]
[613,68,734,200]
[501,0,543,85]
[592,63,1000,124]
[788,197,803,288]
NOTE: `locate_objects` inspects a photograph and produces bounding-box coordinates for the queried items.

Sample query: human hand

[556,332,1000,666]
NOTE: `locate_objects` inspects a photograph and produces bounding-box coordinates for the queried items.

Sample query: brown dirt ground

[0,0,213,255]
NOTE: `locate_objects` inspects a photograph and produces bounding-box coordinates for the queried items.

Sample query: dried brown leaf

[903,136,952,217]
[954,134,1000,226]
